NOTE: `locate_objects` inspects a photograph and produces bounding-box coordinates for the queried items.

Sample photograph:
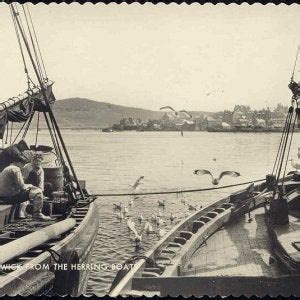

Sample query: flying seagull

[126,218,135,232]
[160,106,177,113]
[132,176,144,191]
[290,159,300,171]
[160,106,192,118]
[178,110,192,119]
[127,219,145,246]
[194,169,241,186]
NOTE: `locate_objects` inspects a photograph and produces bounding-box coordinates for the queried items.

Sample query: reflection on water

[24,130,296,295]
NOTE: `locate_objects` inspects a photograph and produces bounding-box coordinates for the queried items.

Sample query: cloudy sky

[0,3,300,112]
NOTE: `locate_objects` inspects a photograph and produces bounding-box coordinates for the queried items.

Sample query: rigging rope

[282,106,298,185]
[22,112,34,139]
[291,46,300,81]
[5,122,9,145]
[272,109,291,175]
[49,115,64,165]
[12,117,30,144]
[91,178,265,197]
[9,5,30,85]
[10,4,43,87]
[276,106,294,185]
[9,122,13,145]
[22,5,44,84]
[43,112,63,167]
[25,4,48,80]
[35,112,39,147]
[276,107,293,177]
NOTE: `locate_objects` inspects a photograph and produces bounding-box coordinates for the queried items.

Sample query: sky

[0,3,300,112]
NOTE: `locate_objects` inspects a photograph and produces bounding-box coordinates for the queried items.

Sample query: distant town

[103,104,291,132]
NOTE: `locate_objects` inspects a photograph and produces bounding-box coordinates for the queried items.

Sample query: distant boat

[102,128,114,132]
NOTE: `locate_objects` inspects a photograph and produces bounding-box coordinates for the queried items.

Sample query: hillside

[51,98,212,129]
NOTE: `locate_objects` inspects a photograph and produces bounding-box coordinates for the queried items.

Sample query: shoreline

[22,127,291,132]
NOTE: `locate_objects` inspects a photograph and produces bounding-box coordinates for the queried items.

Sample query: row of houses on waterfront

[206,104,287,131]
[106,104,288,132]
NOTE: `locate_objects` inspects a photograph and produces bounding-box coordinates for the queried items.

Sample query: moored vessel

[0,4,99,296]
[109,53,300,297]
[109,179,300,297]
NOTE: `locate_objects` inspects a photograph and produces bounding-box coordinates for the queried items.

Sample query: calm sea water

[24,130,299,295]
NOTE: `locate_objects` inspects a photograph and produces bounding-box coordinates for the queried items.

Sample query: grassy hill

[51,98,213,129]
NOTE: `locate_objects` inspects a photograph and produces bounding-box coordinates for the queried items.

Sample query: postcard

[0,2,299,297]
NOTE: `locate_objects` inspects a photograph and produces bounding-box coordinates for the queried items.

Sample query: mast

[10,4,85,201]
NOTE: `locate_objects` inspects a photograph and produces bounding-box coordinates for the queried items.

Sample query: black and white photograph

[0,2,299,297]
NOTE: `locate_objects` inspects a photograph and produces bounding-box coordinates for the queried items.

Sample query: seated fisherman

[0,158,51,220]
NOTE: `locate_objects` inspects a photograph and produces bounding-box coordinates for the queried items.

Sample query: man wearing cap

[0,139,31,172]
[0,154,51,221]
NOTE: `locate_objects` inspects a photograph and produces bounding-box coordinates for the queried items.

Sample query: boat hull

[0,201,99,296]
[109,179,300,297]
[109,186,255,296]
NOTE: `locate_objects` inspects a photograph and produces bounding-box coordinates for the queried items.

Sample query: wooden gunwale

[109,182,270,297]
[0,201,99,296]
[109,194,233,297]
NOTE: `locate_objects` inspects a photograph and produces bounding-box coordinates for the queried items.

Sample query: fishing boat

[109,62,300,297]
[0,4,99,296]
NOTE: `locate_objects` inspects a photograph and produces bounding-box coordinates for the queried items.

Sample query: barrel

[43,166,64,191]
[41,151,57,168]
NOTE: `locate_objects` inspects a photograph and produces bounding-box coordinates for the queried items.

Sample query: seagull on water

[156,217,166,226]
[138,213,144,223]
[194,169,241,186]
[113,203,123,210]
[144,221,155,234]
[128,199,133,207]
[181,197,187,205]
[116,211,124,220]
[157,228,167,238]
[158,199,165,207]
[122,206,129,216]
[151,214,157,222]
[188,204,199,211]
[170,212,179,223]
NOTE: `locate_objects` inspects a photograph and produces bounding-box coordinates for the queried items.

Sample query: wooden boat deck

[183,207,285,277]
[273,214,300,263]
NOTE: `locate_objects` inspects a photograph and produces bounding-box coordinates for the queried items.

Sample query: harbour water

[25,130,295,295]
